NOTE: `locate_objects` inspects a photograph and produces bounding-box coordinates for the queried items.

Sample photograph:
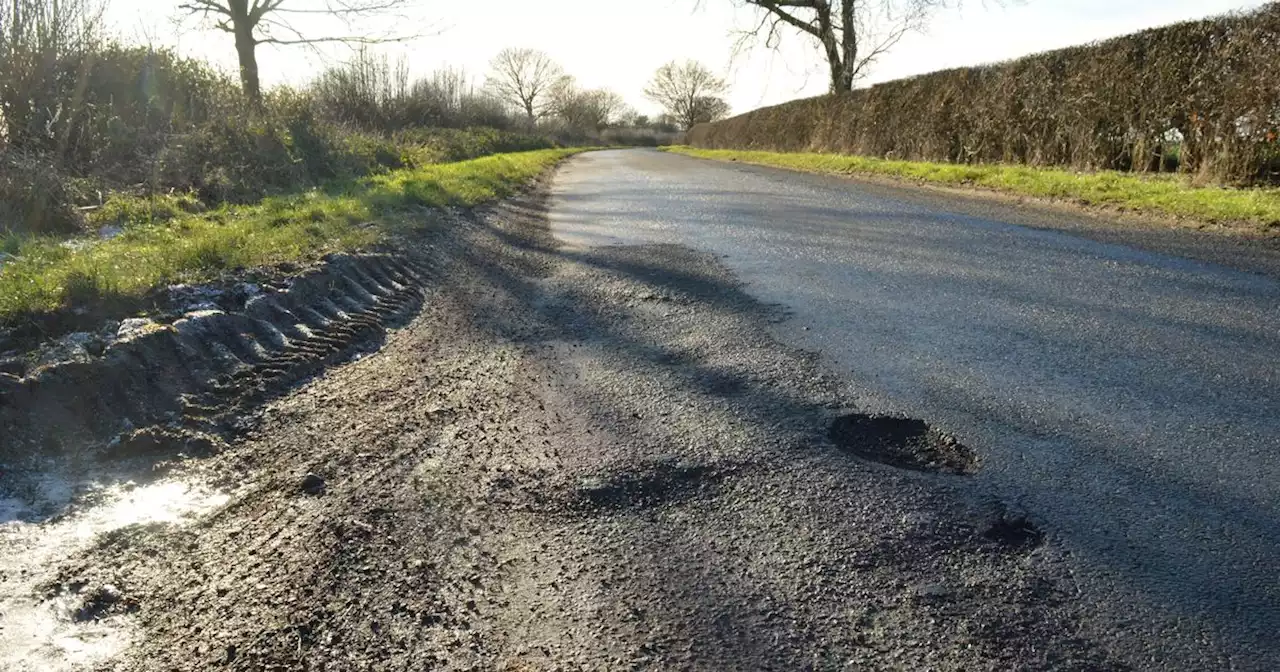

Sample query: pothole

[982,515,1045,549]
[828,413,978,475]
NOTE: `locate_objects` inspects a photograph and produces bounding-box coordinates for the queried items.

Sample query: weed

[61,268,110,306]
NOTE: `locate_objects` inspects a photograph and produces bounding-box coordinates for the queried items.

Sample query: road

[549,149,1280,663]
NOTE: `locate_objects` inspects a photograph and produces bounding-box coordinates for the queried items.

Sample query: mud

[0,178,1196,670]
[0,252,429,471]
[0,475,228,671]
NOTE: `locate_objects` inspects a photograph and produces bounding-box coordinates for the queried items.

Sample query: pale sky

[106,0,1269,118]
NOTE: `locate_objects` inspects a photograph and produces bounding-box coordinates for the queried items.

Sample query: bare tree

[179,0,420,105]
[549,77,624,132]
[643,60,731,131]
[736,0,952,93]
[484,47,563,125]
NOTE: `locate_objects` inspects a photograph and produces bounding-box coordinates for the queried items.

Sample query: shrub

[308,51,521,133]
[0,153,83,235]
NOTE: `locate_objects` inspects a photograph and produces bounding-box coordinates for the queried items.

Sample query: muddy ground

[11,180,1165,670]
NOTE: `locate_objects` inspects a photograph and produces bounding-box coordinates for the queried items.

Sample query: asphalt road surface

[549,149,1280,664]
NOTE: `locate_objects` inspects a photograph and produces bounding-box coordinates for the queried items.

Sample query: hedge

[688,3,1280,184]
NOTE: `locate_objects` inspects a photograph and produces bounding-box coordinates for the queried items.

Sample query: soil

[11,180,1136,670]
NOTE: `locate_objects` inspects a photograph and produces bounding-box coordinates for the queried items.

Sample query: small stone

[300,473,326,495]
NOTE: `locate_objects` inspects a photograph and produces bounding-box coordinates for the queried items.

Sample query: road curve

[549,149,1280,665]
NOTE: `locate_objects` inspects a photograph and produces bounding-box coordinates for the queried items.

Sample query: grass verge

[0,148,586,327]
[663,147,1280,236]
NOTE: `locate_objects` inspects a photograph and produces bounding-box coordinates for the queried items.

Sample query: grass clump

[88,192,206,229]
[0,148,584,323]
[664,147,1280,235]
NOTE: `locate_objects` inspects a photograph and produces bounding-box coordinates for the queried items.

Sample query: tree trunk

[828,56,849,93]
[234,23,261,106]
[836,0,857,93]
[225,1,261,106]
[815,2,848,93]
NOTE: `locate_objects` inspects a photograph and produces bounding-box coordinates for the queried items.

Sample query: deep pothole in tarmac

[828,413,979,475]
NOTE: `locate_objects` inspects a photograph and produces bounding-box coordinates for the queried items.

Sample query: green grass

[87,192,206,228]
[663,147,1280,235]
[0,148,585,323]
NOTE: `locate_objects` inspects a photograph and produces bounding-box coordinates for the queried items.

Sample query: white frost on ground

[0,471,228,671]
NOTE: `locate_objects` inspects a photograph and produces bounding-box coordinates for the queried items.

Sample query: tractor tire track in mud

[5,181,1194,670]
[1,253,430,468]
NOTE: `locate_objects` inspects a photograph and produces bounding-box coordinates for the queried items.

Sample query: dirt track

[32,181,1156,670]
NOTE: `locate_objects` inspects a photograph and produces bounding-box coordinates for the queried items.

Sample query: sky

[105,0,1270,118]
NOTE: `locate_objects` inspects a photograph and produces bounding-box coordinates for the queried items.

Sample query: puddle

[0,471,228,671]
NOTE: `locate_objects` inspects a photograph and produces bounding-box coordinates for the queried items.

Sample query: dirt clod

[73,584,138,622]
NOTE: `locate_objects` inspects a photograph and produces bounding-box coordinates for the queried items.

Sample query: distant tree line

[483,47,731,135]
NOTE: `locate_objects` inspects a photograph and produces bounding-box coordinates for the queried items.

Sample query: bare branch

[177,0,233,17]
[178,0,424,104]
[735,0,962,92]
[268,0,413,15]
[749,0,823,37]
[257,34,409,45]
